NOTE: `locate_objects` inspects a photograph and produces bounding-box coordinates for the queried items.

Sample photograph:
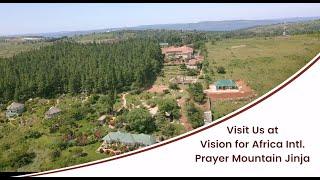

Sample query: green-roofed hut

[215,79,238,90]
[102,131,156,147]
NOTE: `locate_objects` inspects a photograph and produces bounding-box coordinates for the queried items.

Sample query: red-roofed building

[161,45,194,61]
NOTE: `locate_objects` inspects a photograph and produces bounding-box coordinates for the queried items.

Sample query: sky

[1,3,320,36]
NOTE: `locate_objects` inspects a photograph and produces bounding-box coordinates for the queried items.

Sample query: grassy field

[0,41,52,58]
[206,34,320,119]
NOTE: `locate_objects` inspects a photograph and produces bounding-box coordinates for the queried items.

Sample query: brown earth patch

[146,85,168,93]
[177,98,193,131]
[206,80,257,101]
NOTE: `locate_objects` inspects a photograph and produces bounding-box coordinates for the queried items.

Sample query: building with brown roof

[6,102,25,118]
[161,45,194,61]
[45,107,61,119]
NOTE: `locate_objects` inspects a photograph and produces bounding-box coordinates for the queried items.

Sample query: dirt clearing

[205,80,256,101]
[146,85,168,93]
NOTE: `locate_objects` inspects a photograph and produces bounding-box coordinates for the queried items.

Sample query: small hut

[45,107,61,119]
[6,102,25,118]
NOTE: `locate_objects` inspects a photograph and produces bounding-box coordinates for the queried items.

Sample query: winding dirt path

[177,97,193,131]
[117,92,128,112]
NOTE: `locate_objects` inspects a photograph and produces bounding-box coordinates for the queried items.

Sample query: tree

[158,98,180,120]
[0,39,163,103]
[99,90,116,114]
[188,82,205,103]
[217,66,226,74]
[186,69,198,76]
[186,102,204,129]
[125,108,156,134]
[180,63,187,70]
[169,83,180,90]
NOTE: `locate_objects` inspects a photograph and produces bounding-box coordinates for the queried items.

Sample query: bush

[188,82,205,103]
[125,108,156,134]
[50,150,61,161]
[88,94,100,104]
[186,69,198,76]
[71,109,85,121]
[10,152,36,168]
[186,102,204,129]
[169,83,180,90]
[179,63,187,70]
[71,147,86,158]
[163,89,170,94]
[158,98,180,120]
[75,133,88,146]
[161,122,182,138]
[217,66,226,74]
[49,124,59,133]
[24,131,42,139]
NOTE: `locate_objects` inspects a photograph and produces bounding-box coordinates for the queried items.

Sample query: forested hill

[0,38,163,103]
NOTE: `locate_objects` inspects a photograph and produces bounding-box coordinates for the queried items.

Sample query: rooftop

[45,107,61,115]
[102,131,156,146]
[161,45,193,55]
[159,42,169,46]
[7,102,24,110]
[215,79,237,88]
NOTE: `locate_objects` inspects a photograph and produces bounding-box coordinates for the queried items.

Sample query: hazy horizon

[1,3,320,36]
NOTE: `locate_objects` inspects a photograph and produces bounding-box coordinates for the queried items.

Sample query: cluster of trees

[186,102,204,129]
[125,108,156,134]
[187,82,206,103]
[74,30,209,48]
[0,38,164,103]
[119,98,180,134]
[212,20,320,39]
[122,30,208,46]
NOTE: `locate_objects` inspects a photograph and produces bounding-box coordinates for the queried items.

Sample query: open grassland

[0,41,52,58]
[206,34,320,119]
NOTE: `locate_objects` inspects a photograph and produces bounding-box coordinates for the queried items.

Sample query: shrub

[75,133,88,146]
[88,94,100,104]
[217,66,226,74]
[10,152,36,168]
[188,82,205,103]
[179,63,187,70]
[158,98,180,120]
[24,131,42,139]
[163,89,170,94]
[71,147,86,158]
[169,83,180,90]
[125,108,156,134]
[50,150,61,161]
[186,102,204,129]
[186,69,198,76]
